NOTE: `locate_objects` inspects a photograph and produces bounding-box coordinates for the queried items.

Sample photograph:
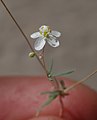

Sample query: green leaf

[48,58,53,74]
[41,91,52,94]
[37,91,59,115]
[41,94,57,108]
[52,70,75,77]
[41,90,60,96]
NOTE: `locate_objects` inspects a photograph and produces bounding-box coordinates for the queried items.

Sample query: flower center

[39,25,51,37]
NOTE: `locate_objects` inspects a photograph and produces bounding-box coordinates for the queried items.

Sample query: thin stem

[1,0,32,51]
[64,69,97,93]
[53,77,60,89]
[0,0,48,75]
[42,48,60,89]
[42,47,48,73]
[59,95,64,118]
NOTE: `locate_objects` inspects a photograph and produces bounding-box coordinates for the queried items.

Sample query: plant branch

[59,95,64,118]
[42,47,47,72]
[64,69,97,93]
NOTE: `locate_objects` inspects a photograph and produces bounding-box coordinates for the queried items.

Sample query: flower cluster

[30,25,61,51]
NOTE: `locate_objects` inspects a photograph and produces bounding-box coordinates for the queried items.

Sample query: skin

[0,76,97,120]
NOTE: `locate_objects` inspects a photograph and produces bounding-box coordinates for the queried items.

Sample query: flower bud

[29,52,35,58]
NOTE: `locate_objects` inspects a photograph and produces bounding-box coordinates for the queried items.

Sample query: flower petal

[47,36,59,47]
[51,31,61,37]
[30,32,40,39]
[34,37,46,51]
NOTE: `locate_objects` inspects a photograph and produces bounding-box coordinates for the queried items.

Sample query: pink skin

[0,76,97,120]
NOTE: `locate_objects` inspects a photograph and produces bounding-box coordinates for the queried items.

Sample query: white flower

[30,25,61,51]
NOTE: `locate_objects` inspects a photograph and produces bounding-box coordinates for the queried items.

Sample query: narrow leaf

[41,95,57,108]
[41,91,53,95]
[37,92,59,116]
[48,58,53,74]
[53,70,75,77]
[41,90,60,96]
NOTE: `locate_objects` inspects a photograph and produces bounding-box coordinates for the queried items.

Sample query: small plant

[1,0,97,118]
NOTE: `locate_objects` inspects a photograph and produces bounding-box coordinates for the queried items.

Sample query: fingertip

[0,77,97,120]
